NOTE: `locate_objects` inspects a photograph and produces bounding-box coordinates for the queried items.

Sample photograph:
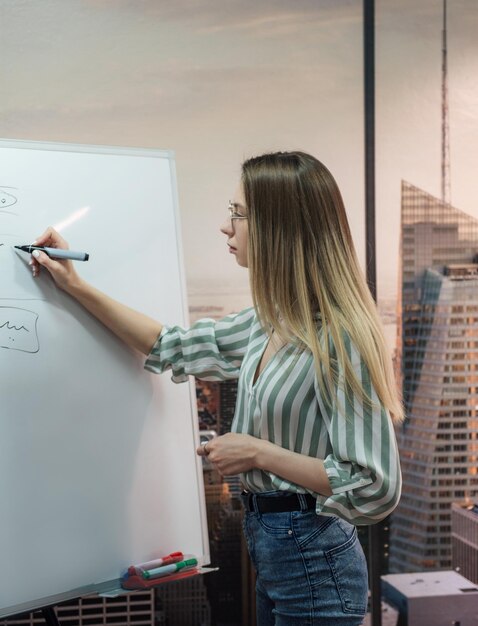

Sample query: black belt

[240,491,316,513]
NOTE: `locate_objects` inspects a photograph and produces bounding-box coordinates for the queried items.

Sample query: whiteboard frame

[0,138,209,619]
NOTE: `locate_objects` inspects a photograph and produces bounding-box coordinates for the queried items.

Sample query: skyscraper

[196,376,247,625]
[389,181,478,571]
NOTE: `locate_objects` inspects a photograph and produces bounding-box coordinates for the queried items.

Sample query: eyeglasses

[228,201,248,221]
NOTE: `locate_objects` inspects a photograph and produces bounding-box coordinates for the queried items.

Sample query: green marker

[142,557,198,580]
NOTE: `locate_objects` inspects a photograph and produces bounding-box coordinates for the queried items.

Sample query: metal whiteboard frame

[0,138,209,619]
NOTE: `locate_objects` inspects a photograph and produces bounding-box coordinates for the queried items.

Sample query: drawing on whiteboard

[0,307,39,353]
[0,187,18,214]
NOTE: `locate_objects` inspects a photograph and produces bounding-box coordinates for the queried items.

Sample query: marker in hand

[14,245,89,262]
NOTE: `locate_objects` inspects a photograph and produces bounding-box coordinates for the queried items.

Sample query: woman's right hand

[30,226,163,355]
[30,226,82,293]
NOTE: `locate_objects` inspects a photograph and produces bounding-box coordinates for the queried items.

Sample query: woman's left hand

[196,433,263,476]
[197,432,333,496]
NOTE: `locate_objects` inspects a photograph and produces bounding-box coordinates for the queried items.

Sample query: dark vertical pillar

[364,0,376,301]
[42,607,61,626]
[364,1,382,626]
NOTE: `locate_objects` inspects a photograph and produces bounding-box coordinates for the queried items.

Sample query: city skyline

[1,0,477,308]
[390,181,478,572]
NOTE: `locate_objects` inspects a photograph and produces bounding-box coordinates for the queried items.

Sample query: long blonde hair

[242,151,403,422]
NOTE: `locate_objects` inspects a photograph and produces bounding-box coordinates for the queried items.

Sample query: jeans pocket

[256,511,292,535]
[325,528,368,615]
[291,510,337,547]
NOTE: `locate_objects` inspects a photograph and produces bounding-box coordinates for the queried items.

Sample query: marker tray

[121,568,200,590]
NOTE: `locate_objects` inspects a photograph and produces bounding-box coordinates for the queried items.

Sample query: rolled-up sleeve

[144,307,255,383]
[314,336,402,525]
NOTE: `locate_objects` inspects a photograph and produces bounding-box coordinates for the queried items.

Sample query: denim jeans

[242,492,368,626]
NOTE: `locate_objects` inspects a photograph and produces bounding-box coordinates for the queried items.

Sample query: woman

[31,151,402,625]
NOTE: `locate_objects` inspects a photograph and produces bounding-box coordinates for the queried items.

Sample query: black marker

[14,245,89,262]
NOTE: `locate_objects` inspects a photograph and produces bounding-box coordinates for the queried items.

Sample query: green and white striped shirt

[145,307,401,525]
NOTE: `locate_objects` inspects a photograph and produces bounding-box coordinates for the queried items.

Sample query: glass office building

[389,181,478,571]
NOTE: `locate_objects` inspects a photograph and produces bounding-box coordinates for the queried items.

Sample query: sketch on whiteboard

[0,307,39,353]
[0,187,19,215]
[1,189,43,353]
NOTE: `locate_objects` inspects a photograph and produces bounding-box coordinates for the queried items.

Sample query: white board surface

[0,140,209,618]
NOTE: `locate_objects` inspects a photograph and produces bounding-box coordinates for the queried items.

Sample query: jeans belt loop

[297,493,308,511]
[245,491,256,513]
[252,492,259,514]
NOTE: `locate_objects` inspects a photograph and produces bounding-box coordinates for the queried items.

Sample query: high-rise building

[451,501,478,584]
[155,576,211,626]
[196,375,247,626]
[219,380,243,501]
[389,182,478,572]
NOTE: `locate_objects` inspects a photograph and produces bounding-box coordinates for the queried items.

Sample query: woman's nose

[220,218,233,236]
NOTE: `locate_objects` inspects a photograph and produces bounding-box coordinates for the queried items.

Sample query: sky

[1,0,477,310]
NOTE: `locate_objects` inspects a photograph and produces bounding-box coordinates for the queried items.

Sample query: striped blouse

[145,307,401,525]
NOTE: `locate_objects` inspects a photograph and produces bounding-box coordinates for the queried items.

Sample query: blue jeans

[242,492,368,626]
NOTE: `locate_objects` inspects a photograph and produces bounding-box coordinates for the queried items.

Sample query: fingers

[32,249,60,269]
[29,249,45,278]
[33,226,69,250]
[29,257,40,278]
[29,227,71,280]
[197,441,211,457]
[29,249,64,279]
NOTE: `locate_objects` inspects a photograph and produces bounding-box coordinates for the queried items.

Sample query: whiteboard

[0,139,209,618]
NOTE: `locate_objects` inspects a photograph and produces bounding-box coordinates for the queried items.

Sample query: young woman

[31,151,402,626]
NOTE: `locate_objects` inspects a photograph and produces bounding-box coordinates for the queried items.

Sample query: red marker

[127,552,184,576]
